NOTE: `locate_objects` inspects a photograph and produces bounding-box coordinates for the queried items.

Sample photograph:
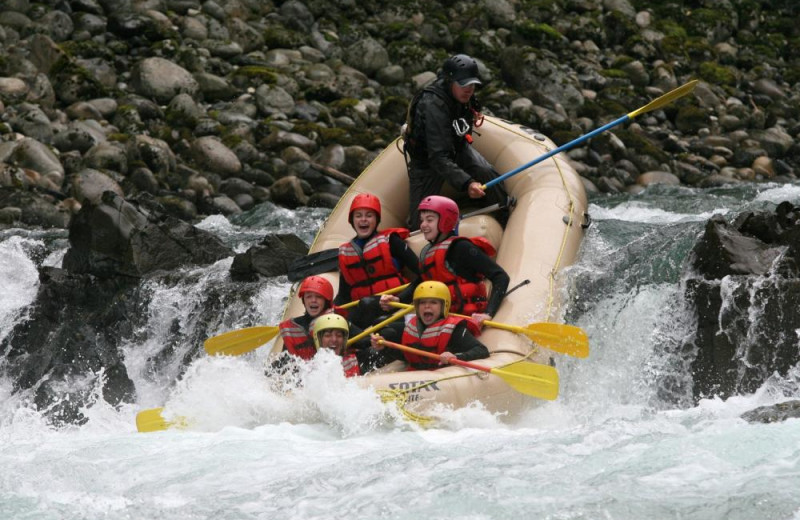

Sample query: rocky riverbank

[2,0,800,424]
[1,0,798,230]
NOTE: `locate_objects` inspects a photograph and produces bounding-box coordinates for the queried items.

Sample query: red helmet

[348,193,381,225]
[298,275,334,302]
[418,195,459,234]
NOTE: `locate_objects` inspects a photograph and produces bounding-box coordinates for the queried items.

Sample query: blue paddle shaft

[484,114,631,189]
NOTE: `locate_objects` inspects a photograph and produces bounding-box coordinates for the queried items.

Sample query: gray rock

[194,72,238,101]
[130,57,199,104]
[84,142,128,174]
[636,171,680,187]
[127,135,176,175]
[0,77,29,104]
[255,84,295,116]
[191,136,242,178]
[344,37,389,76]
[53,120,107,153]
[742,400,800,424]
[11,104,53,144]
[269,175,308,208]
[71,168,125,204]
[3,137,64,180]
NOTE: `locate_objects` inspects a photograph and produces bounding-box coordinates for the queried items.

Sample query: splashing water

[2,186,800,519]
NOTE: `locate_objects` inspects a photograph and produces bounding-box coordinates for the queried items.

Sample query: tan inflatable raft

[272,116,588,422]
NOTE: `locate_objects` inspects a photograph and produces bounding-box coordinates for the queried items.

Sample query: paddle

[287,202,506,281]
[482,80,699,189]
[388,302,589,358]
[136,407,187,433]
[377,339,559,400]
[346,305,414,346]
[204,284,411,356]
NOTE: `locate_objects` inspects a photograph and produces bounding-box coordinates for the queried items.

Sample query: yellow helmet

[312,313,350,350]
[412,281,451,317]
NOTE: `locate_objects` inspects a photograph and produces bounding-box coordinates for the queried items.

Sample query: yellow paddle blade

[136,407,189,433]
[204,326,279,356]
[491,362,559,400]
[522,322,589,358]
[627,79,698,119]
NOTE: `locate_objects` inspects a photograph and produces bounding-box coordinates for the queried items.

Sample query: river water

[2,186,800,519]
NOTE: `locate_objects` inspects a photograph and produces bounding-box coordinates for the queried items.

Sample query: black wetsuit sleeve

[446,240,510,317]
[333,274,352,307]
[447,321,490,361]
[389,233,421,276]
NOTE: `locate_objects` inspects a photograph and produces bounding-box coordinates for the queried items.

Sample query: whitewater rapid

[2,187,800,519]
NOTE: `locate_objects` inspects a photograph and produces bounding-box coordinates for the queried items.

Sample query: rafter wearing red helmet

[380,196,509,326]
[334,192,421,328]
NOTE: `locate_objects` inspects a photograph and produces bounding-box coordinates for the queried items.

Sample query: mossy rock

[600,69,628,79]
[378,96,408,122]
[615,129,670,164]
[698,62,737,86]
[59,40,115,61]
[684,8,736,38]
[685,37,714,61]
[513,21,565,46]
[230,66,279,87]
[263,25,308,48]
[675,105,709,133]
[551,129,582,147]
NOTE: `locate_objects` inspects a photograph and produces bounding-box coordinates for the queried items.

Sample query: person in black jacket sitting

[403,53,509,230]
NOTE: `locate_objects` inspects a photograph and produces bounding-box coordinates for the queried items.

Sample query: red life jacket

[400,315,481,370]
[278,318,316,360]
[341,352,361,377]
[339,228,410,300]
[420,236,496,315]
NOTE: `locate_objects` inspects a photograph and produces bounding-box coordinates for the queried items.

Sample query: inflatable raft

[273,115,588,422]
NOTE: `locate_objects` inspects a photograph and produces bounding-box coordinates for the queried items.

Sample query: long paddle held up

[482,80,699,189]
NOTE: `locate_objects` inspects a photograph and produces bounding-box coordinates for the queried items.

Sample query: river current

[2,185,799,519]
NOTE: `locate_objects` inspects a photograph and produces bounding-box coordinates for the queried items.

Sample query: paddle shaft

[378,339,489,373]
[339,283,409,310]
[387,302,589,358]
[483,80,698,189]
[346,306,413,345]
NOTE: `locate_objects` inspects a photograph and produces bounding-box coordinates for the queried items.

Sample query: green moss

[59,40,115,60]
[675,105,708,133]
[235,66,278,82]
[107,133,131,142]
[600,69,628,79]
[615,129,669,163]
[331,98,359,109]
[685,8,735,37]
[698,61,737,85]
[221,134,244,149]
[685,36,714,60]
[513,21,564,44]
[262,25,308,48]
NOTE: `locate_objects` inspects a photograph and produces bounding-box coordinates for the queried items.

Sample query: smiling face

[419,211,441,242]
[450,82,475,104]
[352,209,378,239]
[416,298,444,326]
[319,329,346,354]
[303,292,328,318]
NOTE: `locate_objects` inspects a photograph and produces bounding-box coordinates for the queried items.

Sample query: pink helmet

[348,193,381,225]
[418,195,459,234]
[298,275,334,302]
